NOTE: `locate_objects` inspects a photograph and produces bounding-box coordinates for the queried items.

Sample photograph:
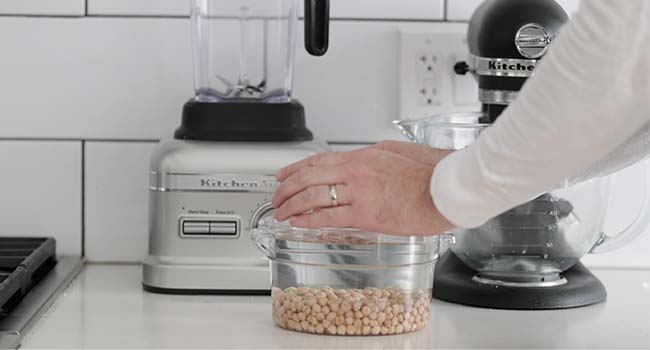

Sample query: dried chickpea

[361,306,371,316]
[271,285,431,336]
[353,301,363,312]
[316,324,325,334]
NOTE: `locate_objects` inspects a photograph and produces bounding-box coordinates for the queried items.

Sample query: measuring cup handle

[591,160,650,254]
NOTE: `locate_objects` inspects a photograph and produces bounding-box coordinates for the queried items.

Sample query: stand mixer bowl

[454,183,607,285]
[395,113,650,286]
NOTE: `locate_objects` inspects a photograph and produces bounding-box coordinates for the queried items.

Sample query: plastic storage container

[251,218,452,336]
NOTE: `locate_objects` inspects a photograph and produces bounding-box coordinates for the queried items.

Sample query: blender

[143,0,330,294]
[396,0,650,309]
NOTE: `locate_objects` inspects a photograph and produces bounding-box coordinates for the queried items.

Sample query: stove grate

[0,238,56,320]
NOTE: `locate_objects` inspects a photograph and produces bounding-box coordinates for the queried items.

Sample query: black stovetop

[0,238,56,319]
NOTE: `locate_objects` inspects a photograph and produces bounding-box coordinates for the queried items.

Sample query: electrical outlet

[398,30,480,121]
[419,79,441,106]
[416,52,438,78]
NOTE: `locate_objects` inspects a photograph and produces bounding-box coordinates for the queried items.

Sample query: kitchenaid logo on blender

[199,177,278,190]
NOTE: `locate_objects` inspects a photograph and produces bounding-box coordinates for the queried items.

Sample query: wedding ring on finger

[328,185,339,207]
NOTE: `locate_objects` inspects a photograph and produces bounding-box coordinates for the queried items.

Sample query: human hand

[271,146,455,236]
[373,140,452,166]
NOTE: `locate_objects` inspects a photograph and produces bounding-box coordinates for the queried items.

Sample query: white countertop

[21,264,650,349]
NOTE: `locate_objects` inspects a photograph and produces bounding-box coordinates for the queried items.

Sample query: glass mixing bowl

[395,112,650,286]
[251,218,453,335]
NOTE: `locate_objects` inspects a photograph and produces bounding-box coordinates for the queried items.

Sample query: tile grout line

[0,14,461,23]
[0,137,375,145]
[0,137,159,143]
[81,140,86,257]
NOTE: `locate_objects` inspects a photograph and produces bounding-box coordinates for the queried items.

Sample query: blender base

[432,252,607,310]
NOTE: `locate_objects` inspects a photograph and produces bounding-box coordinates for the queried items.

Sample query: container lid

[251,218,452,267]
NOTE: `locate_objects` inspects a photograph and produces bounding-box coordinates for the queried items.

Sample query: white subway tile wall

[1,0,648,268]
[446,0,483,21]
[0,17,192,141]
[0,141,82,256]
[297,0,444,19]
[89,0,444,19]
[88,0,191,16]
[0,18,463,142]
[447,0,582,21]
[84,142,156,262]
[0,0,85,16]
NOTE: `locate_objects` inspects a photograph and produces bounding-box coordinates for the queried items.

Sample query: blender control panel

[179,217,241,238]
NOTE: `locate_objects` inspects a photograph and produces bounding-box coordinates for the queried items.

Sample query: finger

[274,184,351,221]
[289,205,355,229]
[277,151,356,181]
[272,165,347,208]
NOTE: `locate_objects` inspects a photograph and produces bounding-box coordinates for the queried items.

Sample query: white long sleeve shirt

[430,0,650,228]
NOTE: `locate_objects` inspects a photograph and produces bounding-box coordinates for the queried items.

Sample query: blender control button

[182,221,210,234]
[209,221,238,236]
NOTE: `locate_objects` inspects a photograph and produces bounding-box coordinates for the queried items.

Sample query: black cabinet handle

[304,0,330,56]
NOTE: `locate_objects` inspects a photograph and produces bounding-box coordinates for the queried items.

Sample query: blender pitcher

[191,0,329,102]
[175,0,330,141]
[395,113,650,290]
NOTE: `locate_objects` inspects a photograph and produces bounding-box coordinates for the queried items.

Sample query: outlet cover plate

[398,30,480,121]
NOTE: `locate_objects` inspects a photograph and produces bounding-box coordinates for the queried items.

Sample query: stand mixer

[142,0,331,294]
[396,0,650,309]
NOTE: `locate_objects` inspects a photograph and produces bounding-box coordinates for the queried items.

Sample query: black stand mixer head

[433,0,608,309]
[455,0,568,122]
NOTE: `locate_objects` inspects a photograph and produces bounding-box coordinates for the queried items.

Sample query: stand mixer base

[432,252,607,309]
